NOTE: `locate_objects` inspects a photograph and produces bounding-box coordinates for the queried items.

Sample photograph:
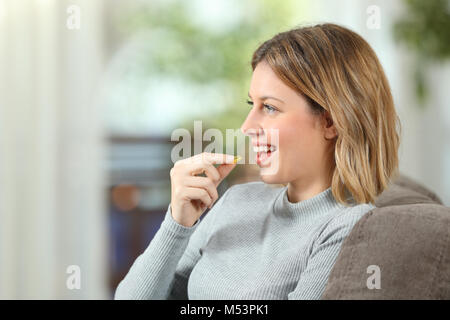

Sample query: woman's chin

[259,170,281,184]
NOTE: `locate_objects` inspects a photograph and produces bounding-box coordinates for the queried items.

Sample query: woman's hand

[169,152,238,227]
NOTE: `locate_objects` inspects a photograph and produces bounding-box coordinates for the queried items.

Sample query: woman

[114,23,401,300]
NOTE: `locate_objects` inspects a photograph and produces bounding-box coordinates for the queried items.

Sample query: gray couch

[322,173,450,299]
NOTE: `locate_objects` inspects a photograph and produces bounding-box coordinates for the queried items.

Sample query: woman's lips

[251,141,278,167]
[256,148,278,166]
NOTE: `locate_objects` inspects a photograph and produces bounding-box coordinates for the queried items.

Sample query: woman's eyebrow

[248,92,285,104]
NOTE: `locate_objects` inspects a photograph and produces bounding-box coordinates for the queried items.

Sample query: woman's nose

[240,111,263,137]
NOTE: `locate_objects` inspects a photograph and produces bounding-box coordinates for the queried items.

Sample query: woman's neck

[286,174,332,203]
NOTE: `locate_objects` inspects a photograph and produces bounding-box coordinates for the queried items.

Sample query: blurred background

[0,0,449,299]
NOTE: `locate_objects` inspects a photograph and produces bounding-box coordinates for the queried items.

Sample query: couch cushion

[322,174,450,299]
[322,204,450,299]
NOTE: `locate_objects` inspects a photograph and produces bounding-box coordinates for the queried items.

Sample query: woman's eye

[263,104,276,113]
[246,100,277,114]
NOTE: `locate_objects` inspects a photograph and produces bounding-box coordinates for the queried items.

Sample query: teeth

[253,145,277,153]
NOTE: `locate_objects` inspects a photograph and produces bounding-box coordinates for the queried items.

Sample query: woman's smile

[252,139,278,167]
[256,147,278,167]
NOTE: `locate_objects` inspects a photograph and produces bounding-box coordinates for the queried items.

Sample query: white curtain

[0,0,108,299]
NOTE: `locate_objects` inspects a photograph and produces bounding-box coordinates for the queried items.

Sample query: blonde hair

[251,23,402,205]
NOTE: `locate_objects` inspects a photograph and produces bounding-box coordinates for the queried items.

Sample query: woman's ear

[323,111,338,140]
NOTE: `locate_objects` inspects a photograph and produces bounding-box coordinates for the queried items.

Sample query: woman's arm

[113,204,200,300]
[114,186,231,300]
[115,152,236,299]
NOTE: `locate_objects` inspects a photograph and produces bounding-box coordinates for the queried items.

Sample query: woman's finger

[186,162,221,183]
[182,187,213,208]
[182,176,219,206]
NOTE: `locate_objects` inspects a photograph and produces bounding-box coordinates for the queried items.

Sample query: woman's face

[241,60,337,186]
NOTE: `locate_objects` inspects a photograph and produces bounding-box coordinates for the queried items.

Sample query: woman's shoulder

[322,202,376,234]
[345,201,376,215]
[313,202,376,247]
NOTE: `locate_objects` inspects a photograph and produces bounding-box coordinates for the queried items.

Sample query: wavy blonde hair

[251,23,402,205]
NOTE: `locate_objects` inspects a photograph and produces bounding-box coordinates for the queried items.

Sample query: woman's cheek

[278,127,300,151]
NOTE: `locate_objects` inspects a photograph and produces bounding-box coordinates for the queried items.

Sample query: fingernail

[233,155,242,164]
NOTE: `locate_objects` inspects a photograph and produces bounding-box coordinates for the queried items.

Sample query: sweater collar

[273,186,346,219]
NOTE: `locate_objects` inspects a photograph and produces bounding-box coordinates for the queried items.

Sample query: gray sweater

[114,181,376,300]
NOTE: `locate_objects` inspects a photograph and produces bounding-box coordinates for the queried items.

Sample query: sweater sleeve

[114,186,231,300]
[287,204,375,300]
